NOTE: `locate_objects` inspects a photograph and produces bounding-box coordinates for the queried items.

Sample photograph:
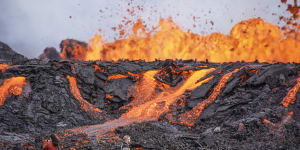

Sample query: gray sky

[0,0,291,58]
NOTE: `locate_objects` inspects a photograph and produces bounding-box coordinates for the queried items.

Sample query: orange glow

[107,74,128,80]
[264,111,294,136]
[178,68,241,127]
[0,77,26,106]
[66,75,103,117]
[120,68,215,121]
[106,94,114,99]
[94,65,104,72]
[60,40,89,60]
[281,77,300,107]
[64,69,214,140]
[0,64,9,73]
[60,18,300,63]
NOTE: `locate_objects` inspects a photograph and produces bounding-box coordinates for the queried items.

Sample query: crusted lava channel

[0,55,299,149]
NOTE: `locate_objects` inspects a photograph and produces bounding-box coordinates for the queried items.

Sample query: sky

[0,0,292,58]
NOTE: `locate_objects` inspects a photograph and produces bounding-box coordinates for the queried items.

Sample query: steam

[0,0,288,58]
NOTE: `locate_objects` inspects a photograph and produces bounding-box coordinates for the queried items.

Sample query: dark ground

[0,41,299,149]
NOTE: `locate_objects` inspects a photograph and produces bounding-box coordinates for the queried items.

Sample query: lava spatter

[0,77,27,106]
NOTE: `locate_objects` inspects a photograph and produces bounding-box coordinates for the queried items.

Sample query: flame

[0,64,9,73]
[281,77,300,107]
[57,18,300,63]
[66,75,103,117]
[178,68,241,127]
[0,77,26,106]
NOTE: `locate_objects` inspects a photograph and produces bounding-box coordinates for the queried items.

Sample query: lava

[107,74,129,80]
[281,77,300,107]
[63,68,215,139]
[0,77,26,106]
[178,68,241,127]
[94,65,104,72]
[120,68,215,121]
[0,64,9,73]
[66,75,103,117]
[263,111,294,137]
[61,18,300,63]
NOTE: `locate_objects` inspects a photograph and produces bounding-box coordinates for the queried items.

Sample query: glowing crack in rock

[66,75,103,117]
[281,77,300,107]
[178,68,242,127]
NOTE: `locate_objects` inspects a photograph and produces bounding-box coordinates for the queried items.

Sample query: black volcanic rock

[0,60,299,149]
[0,41,27,64]
[59,39,88,60]
[38,47,61,60]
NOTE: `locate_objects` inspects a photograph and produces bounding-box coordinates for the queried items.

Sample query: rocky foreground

[0,41,299,149]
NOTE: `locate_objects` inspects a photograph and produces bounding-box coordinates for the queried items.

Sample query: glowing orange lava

[94,65,104,72]
[0,77,26,106]
[64,68,215,139]
[121,68,215,121]
[0,64,9,73]
[62,18,299,63]
[281,77,300,107]
[66,75,103,117]
[107,74,129,80]
[178,68,241,127]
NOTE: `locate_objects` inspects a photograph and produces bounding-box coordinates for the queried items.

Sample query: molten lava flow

[263,111,294,137]
[281,77,300,107]
[60,18,300,63]
[120,68,215,121]
[107,74,129,80]
[66,75,103,117]
[0,64,9,73]
[63,68,215,139]
[121,70,159,110]
[0,77,26,106]
[178,68,241,127]
[94,65,104,72]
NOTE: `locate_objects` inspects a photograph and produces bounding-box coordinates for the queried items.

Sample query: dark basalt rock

[0,58,299,150]
[38,47,61,60]
[0,41,28,64]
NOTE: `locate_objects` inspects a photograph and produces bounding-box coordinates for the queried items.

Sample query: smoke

[0,0,289,58]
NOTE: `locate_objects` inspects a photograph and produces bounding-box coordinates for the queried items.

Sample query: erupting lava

[0,77,27,106]
[66,75,103,117]
[61,18,299,63]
